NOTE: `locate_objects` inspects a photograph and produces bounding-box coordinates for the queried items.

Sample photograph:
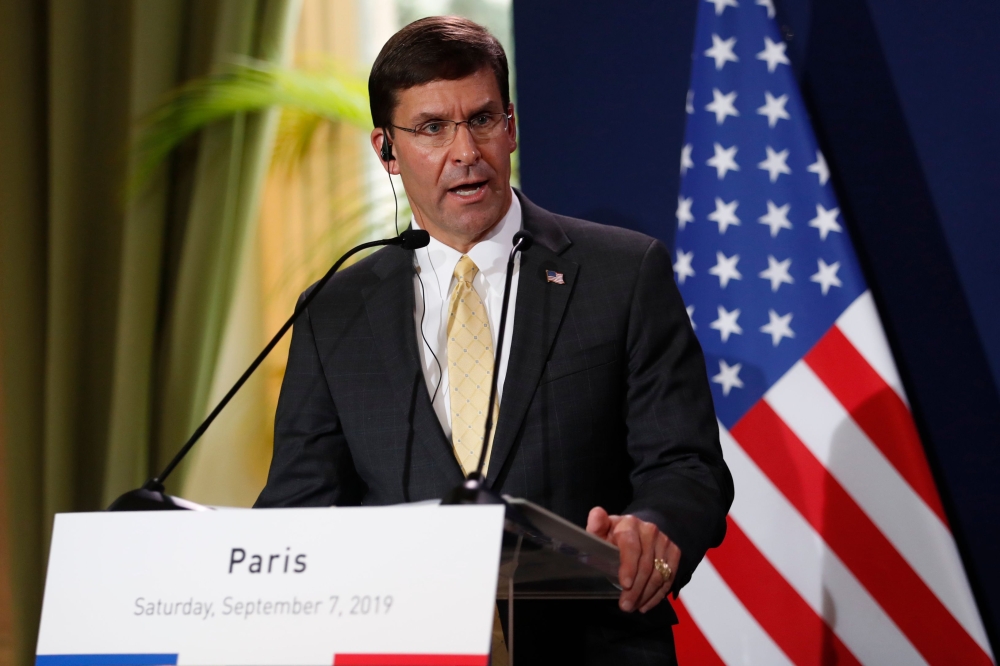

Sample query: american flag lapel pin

[545,270,565,285]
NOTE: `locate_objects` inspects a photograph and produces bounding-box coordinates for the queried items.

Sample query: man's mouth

[449,180,488,197]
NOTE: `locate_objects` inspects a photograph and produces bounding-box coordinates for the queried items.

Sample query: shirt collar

[412,191,522,298]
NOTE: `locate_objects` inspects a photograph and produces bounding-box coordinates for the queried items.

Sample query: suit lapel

[486,193,578,486]
[363,247,465,487]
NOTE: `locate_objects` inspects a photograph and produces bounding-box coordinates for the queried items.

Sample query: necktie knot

[454,255,479,284]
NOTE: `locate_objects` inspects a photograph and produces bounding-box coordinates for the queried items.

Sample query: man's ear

[370,128,400,174]
[506,102,518,153]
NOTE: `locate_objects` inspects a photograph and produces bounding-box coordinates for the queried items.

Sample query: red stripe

[732,401,991,666]
[673,597,725,666]
[334,656,487,666]
[709,516,862,666]
[805,325,947,523]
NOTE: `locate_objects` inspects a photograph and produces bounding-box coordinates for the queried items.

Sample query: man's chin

[439,207,505,242]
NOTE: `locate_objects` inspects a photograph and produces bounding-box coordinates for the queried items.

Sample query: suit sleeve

[254,294,366,508]
[622,238,735,592]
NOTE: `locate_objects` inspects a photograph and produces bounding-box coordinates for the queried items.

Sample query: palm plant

[131,57,372,190]
[132,56,409,288]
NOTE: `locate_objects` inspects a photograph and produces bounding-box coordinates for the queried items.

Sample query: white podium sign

[36,505,505,666]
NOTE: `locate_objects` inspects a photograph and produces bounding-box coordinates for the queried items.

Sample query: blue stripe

[36,655,177,666]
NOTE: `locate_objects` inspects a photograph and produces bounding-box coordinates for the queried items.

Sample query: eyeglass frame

[387,111,513,148]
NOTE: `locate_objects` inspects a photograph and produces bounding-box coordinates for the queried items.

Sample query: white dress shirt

[411,192,522,438]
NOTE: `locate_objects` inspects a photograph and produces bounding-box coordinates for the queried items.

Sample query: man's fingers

[636,533,670,610]
[586,506,612,539]
[639,585,669,614]
[665,541,682,578]
[619,520,657,612]
[613,518,642,593]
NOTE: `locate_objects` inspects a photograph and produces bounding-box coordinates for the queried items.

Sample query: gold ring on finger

[654,558,672,584]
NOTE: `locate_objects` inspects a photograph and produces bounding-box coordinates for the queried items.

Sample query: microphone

[396,228,430,250]
[442,230,534,505]
[108,229,430,511]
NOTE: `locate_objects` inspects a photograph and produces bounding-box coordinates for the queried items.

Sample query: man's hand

[587,507,681,614]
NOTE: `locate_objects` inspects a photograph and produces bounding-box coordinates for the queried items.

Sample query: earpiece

[380,129,394,162]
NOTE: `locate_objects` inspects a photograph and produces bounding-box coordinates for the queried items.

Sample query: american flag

[672,1,994,664]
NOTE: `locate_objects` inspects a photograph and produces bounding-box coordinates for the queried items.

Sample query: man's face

[371,68,517,251]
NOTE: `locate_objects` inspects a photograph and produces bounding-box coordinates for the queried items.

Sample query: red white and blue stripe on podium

[36,654,487,666]
[35,657,177,666]
[672,0,993,664]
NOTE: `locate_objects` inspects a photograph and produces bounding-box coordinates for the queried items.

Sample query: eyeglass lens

[413,114,507,147]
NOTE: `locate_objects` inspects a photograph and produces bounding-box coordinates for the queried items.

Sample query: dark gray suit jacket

[256,191,733,662]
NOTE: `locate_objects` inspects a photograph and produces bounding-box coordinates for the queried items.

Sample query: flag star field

[675,0,865,428]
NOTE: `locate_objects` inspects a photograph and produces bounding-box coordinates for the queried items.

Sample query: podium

[497,496,620,600]
[495,497,622,663]
[35,498,620,666]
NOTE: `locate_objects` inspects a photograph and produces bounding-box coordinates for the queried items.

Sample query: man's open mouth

[449,181,488,197]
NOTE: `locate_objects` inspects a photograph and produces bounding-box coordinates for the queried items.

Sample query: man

[256,16,733,665]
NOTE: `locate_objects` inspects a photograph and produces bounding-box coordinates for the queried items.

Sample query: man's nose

[450,123,481,165]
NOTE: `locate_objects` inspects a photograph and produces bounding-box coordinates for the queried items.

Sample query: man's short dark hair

[369,16,510,130]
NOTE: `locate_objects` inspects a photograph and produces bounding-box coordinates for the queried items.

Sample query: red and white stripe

[676,291,993,665]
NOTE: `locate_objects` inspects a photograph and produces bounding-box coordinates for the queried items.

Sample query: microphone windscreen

[513,230,534,251]
[399,229,431,249]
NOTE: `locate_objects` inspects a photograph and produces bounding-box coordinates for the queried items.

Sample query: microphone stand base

[107,488,209,512]
[441,478,540,549]
[440,476,507,506]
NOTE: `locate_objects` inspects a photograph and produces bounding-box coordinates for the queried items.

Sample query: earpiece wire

[387,153,444,405]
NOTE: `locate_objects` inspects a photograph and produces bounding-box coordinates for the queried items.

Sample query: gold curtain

[180,0,396,507]
[0,1,301,663]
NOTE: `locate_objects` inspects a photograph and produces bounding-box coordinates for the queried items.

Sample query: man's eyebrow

[410,111,448,123]
[409,103,502,124]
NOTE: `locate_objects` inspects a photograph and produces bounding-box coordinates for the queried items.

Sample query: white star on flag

[760,308,795,346]
[808,204,843,240]
[759,255,794,292]
[757,36,790,73]
[758,200,792,237]
[705,34,739,70]
[710,305,743,342]
[680,144,694,175]
[674,249,695,284]
[676,195,694,230]
[686,305,696,330]
[708,251,742,287]
[686,90,695,114]
[756,0,776,17]
[712,359,744,396]
[757,91,790,128]
[808,150,830,185]
[706,0,739,15]
[810,258,843,295]
[708,197,741,234]
[758,146,792,182]
[707,142,740,179]
[706,88,740,124]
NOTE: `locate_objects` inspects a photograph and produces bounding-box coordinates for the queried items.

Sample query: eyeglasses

[390,112,511,148]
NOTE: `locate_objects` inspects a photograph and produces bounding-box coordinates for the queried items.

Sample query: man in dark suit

[256,16,733,665]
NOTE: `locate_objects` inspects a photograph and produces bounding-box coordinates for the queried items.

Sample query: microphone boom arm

[108,229,429,510]
[472,232,531,481]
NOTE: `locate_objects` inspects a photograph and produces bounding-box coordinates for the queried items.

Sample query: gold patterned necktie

[447,255,499,476]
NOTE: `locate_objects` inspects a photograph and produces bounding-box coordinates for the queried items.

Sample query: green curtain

[0,1,301,663]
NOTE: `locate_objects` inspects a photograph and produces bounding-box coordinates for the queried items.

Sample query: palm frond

[130,57,370,195]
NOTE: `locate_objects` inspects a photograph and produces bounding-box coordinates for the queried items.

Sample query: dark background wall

[512,0,1000,646]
